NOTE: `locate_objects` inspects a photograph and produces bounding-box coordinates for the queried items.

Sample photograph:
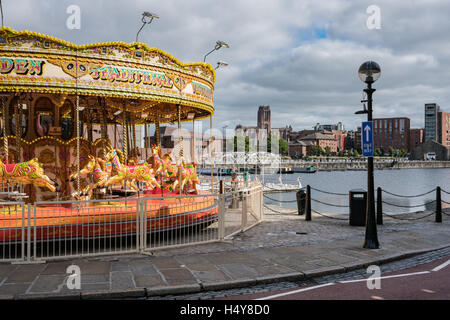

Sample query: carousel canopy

[0,27,215,124]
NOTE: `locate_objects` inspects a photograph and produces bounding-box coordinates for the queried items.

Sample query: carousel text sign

[90,66,173,88]
[0,58,45,75]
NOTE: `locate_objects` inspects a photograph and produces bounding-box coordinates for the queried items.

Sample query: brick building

[373,117,410,152]
[409,128,424,151]
[299,131,338,153]
[438,110,450,148]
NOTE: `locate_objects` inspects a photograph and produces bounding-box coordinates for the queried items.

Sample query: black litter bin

[296,188,306,215]
[349,189,367,226]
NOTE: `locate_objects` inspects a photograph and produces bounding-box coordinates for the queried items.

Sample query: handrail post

[218,193,225,240]
[436,186,442,223]
[376,187,383,225]
[305,185,311,221]
[241,189,248,231]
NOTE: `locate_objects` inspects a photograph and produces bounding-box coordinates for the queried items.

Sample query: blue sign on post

[362,121,373,157]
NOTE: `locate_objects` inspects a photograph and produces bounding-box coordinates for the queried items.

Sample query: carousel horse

[148,145,167,176]
[69,155,119,200]
[104,149,160,191]
[0,158,56,192]
[172,157,200,194]
[148,145,182,192]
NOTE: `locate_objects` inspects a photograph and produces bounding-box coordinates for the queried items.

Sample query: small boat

[277,167,294,174]
[295,166,316,173]
[197,168,233,176]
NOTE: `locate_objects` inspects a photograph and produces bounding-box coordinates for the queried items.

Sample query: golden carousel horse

[148,145,200,194]
[103,149,160,191]
[173,157,200,194]
[69,155,116,200]
[0,158,56,192]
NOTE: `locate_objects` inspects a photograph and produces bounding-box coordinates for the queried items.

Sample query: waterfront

[257,168,450,214]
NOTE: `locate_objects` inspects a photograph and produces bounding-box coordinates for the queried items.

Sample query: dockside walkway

[0,206,449,299]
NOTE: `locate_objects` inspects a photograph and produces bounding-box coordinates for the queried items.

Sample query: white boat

[261,176,302,193]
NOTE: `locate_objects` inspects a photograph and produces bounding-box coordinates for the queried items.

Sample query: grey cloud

[2,0,450,133]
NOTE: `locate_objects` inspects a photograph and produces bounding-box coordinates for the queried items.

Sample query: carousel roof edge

[0,26,216,83]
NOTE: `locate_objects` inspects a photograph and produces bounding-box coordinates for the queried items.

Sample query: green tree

[400,149,407,157]
[374,148,382,156]
[233,134,249,152]
[388,146,395,157]
[353,149,359,157]
[308,145,324,156]
[267,133,288,155]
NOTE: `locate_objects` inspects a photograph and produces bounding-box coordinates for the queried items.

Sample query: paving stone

[159,268,197,284]
[184,263,218,272]
[0,264,18,282]
[129,260,159,276]
[4,264,46,284]
[134,275,166,288]
[27,274,67,293]
[0,283,31,295]
[41,262,73,275]
[110,271,135,290]
[252,264,297,277]
[217,263,259,280]
[75,261,110,275]
[191,269,231,283]
[152,257,183,269]
[111,261,131,272]
[58,282,110,294]
[80,274,109,284]
[174,254,211,266]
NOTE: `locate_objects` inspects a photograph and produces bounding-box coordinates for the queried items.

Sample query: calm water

[256,168,450,214]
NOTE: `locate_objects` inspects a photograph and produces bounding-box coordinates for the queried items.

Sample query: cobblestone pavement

[0,205,449,299]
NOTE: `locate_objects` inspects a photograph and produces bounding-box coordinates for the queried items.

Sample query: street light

[215,61,229,70]
[203,41,230,62]
[136,12,159,42]
[357,60,381,249]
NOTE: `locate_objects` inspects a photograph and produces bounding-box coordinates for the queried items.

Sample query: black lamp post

[357,61,381,249]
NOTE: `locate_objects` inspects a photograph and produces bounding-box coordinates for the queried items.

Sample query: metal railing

[0,201,27,262]
[31,198,141,261]
[0,183,264,263]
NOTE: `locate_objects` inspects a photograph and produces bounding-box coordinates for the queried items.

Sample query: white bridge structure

[200,151,282,167]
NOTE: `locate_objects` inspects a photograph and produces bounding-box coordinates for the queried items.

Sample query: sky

[2,0,450,132]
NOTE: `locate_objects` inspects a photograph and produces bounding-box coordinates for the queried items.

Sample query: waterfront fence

[296,185,450,223]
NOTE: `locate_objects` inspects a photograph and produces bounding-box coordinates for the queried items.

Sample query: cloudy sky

[3,0,450,132]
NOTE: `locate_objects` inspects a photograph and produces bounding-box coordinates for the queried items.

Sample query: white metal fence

[0,183,263,263]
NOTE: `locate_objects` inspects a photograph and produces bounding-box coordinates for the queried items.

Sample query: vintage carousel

[0,26,218,241]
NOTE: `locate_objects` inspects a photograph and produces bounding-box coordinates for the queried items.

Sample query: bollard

[376,187,383,225]
[219,180,224,194]
[305,185,311,221]
[436,186,442,223]
[296,188,306,215]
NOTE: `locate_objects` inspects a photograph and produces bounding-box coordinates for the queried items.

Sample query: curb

[7,244,450,300]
